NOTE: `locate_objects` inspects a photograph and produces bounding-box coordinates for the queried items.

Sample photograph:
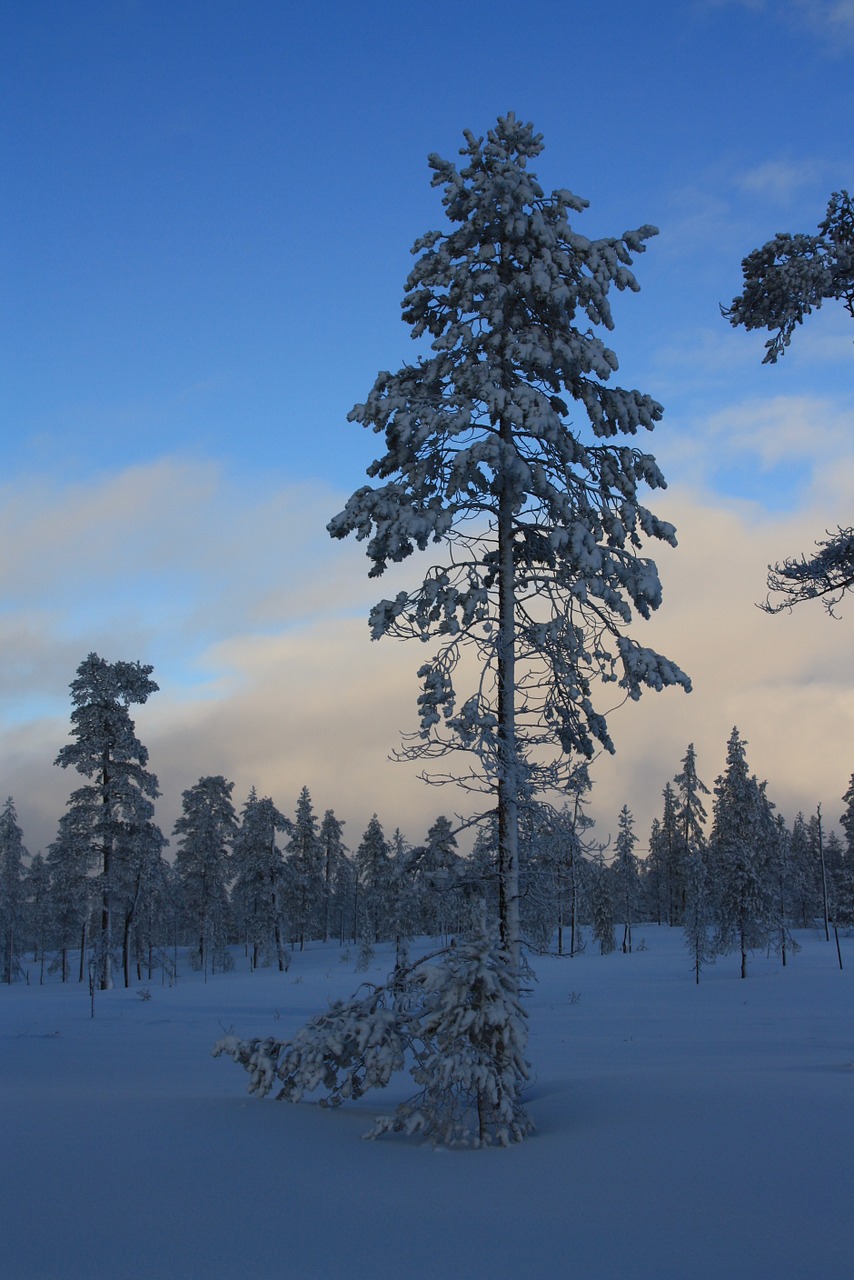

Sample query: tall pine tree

[54,654,159,989]
[329,113,689,971]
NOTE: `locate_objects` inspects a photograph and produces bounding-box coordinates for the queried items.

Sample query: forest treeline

[1,657,852,991]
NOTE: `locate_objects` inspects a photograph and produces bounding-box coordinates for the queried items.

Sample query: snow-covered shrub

[368,931,532,1148]
[214,927,532,1147]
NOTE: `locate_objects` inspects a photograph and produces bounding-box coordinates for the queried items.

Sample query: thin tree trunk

[100,754,114,990]
[817,806,830,943]
[123,872,143,989]
[496,440,520,976]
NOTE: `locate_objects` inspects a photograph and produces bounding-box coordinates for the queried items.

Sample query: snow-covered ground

[1,929,851,1280]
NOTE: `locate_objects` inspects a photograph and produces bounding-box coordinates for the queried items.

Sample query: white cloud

[587,486,854,845]
[736,159,826,201]
[4,419,852,864]
[700,0,854,44]
[791,0,854,43]
[703,394,853,468]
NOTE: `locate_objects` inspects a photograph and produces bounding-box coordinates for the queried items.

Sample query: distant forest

[1,655,851,993]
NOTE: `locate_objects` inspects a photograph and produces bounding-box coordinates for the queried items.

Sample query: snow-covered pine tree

[331,846,357,947]
[387,827,419,966]
[674,743,709,861]
[24,851,50,979]
[130,828,174,983]
[824,829,846,924]
[517,804,559,952]
[659,782,684,926]
[54,654,160,989]
[683,838,714,984]
[285,786,324,950]
[841,774,854,860]
[709,728,775,979]
[174,776,237,976]
[768,814,799,966]
[518,786,591,956]
[558,768,594,957]
[787,811,819,928]
[673,743,713,980]
[838,776,854,923]
[459,821,500,935]
[589,852,616,955]
[644,817,666,926]
[808,807,833,943]
[319,809,347,943]
[0,798,27,983]
[724,189,853,364]
[369,923,532,1147]
[409,814,462,941]
[231,788,290,970]
[46,807,93,983]
[216,921,532,1148]
[329,113,689,972]
[614,805,639,954]
[115,803,168,988]
[356,814,393,952]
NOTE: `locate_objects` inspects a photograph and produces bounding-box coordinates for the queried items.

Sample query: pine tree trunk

[817,806,831,942]
[78,918,87,983]
[123,873,143,989]
[100,754,114,989]
[323,845,332,944]
[496,443,520,977]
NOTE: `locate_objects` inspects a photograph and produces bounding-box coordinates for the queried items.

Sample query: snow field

[1,928,851,1280]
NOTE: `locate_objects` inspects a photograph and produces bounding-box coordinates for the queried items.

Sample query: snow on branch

[214,928,532,1148]
[762,526,854,616]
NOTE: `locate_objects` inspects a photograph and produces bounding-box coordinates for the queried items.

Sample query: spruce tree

[0,797,26,983]
[674,743,709,859]
[589,854,616,955]
[329,113,689,971]
[409,815,461,940]
[709,728,774,979]
[356,814,392,949]
[46,810,92,983]
[645,817,666,926]
[683,839,714,984]
[24,852,50,982]
[174,776,237,976]
[319,809,347,943]
[116,805,168,987]
[659,782,683,926]
[231,788,290,970]
[788,811,819,928]
[841,774,854,859]
[614,805,639,954]
[286,787,324,951]
[674,743,713,980]
[837,778,854,923]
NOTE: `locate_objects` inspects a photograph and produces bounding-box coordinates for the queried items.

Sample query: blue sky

[2,0,853,852]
